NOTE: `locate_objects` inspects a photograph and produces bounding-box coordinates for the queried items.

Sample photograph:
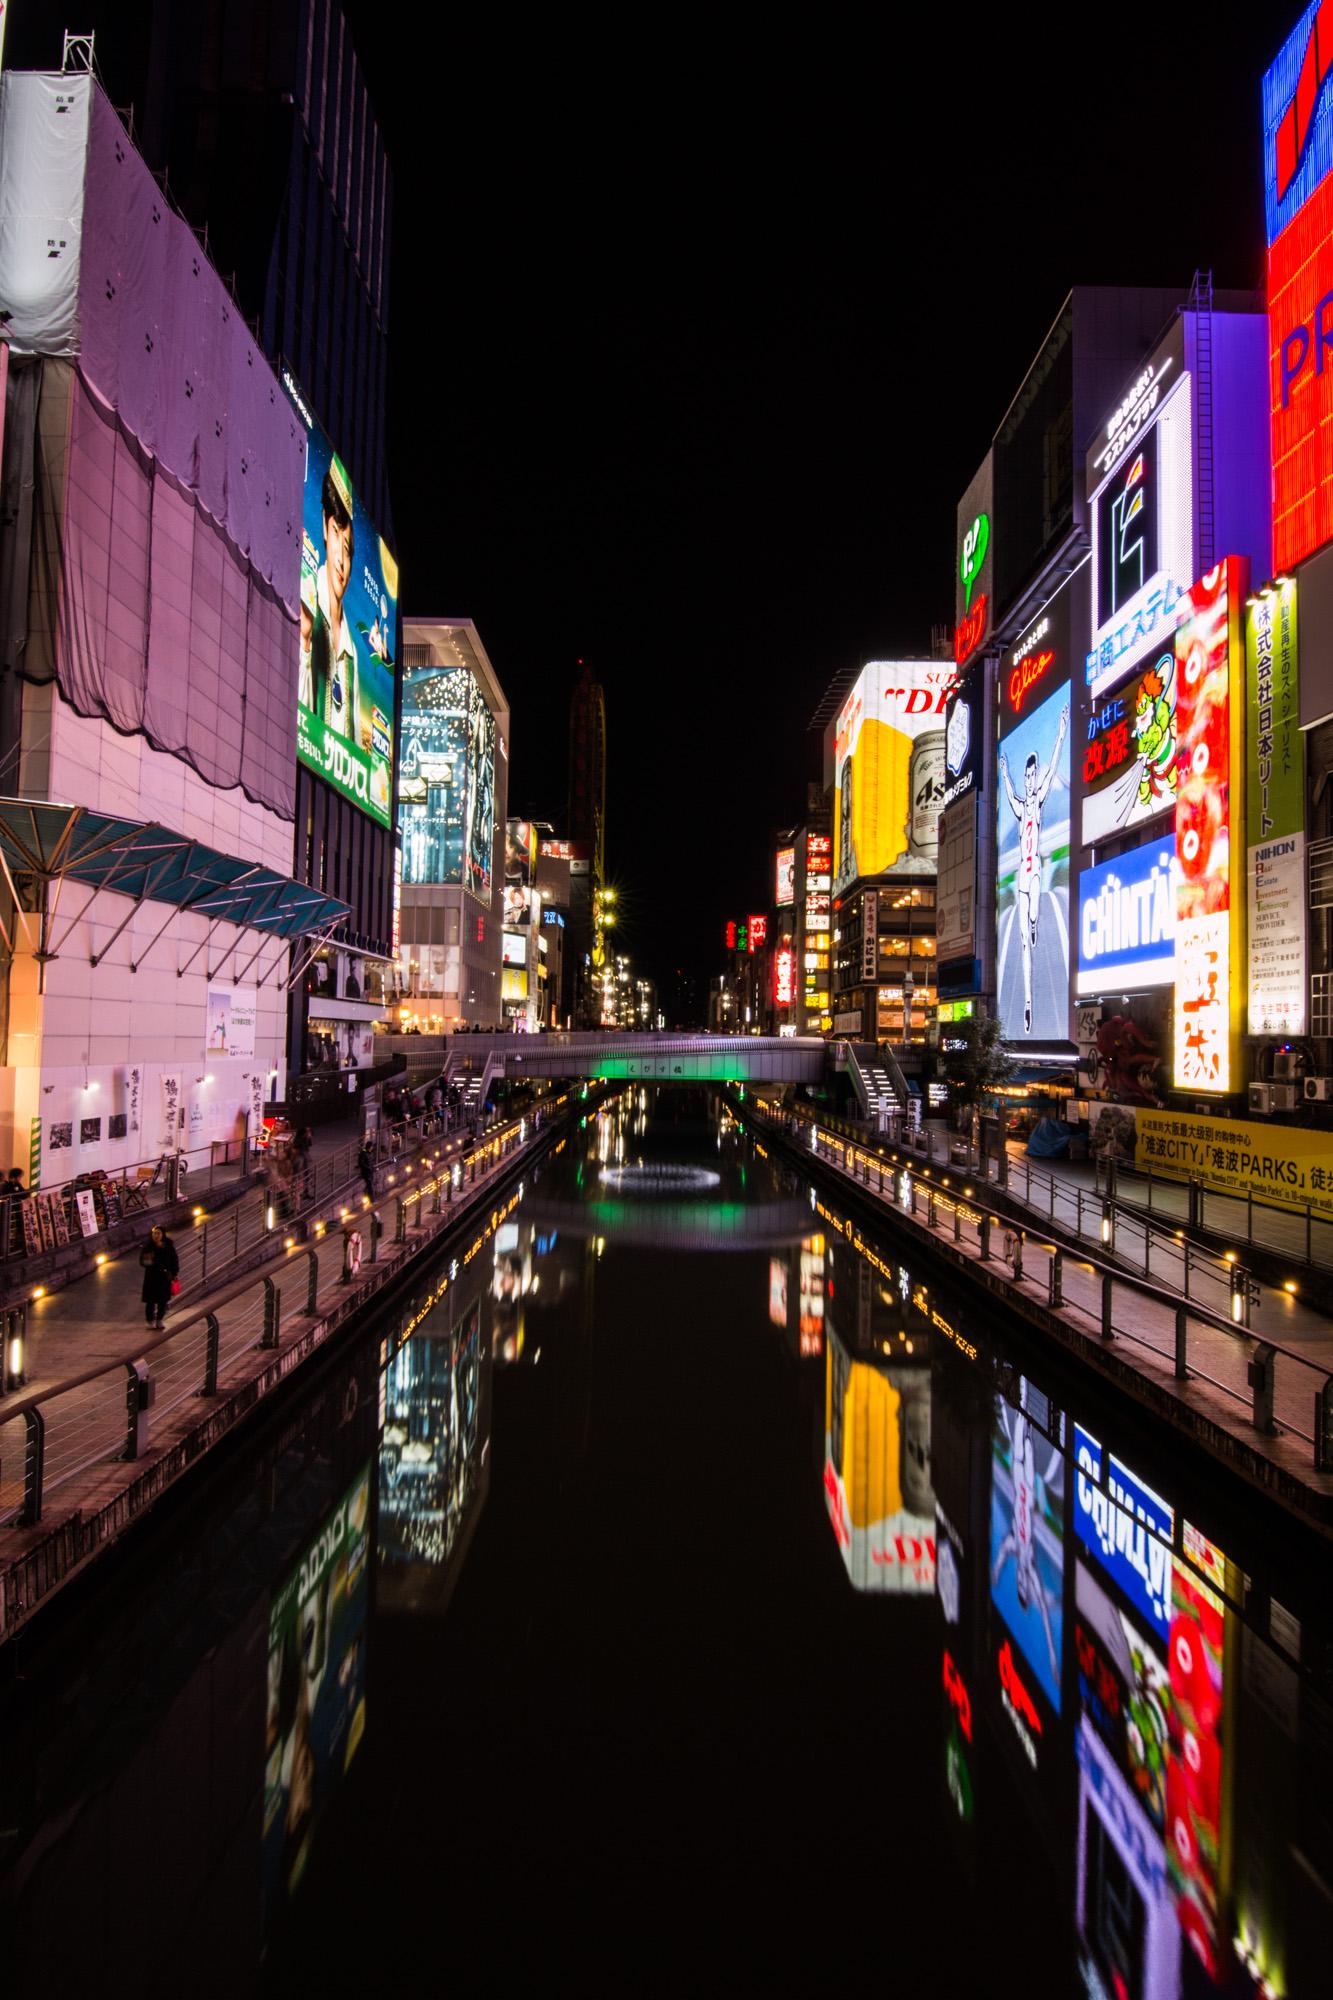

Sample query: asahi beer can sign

[909,732,947,859]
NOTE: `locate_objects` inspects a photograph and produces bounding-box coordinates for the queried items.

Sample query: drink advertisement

[1245,581,1305,1033]
[290,373,398,830]
[263,1462,371,1920]
[830,662,954,892]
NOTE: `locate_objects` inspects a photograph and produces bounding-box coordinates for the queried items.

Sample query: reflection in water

[263,1464,371,1917]
[0,1089,1330,1993]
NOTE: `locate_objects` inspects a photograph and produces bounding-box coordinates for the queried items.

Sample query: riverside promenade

[747,1093,1333,1530]
[0,1088,585,1638]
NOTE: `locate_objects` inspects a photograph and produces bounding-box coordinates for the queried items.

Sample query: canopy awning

[0,798,350,989]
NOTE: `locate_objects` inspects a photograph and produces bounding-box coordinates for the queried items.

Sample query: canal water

[1,1089,1331,1995]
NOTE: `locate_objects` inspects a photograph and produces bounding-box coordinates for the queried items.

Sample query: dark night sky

[8,0,1298,1000]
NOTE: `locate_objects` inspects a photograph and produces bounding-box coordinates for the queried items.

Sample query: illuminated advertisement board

[1075,1560,1170,1837]
[263,1462,371,1918]
[1245,581,1306,1032]
[776,845,795,906]
[1003,586,1071,731]
[1076,841,1179,996]
[1081,649,1178,847]
[1076,1723,1178,2000]
[942,676,982,809]
[830,662,954,893]
[291,380,397,829]
[775,947,795,1005]
[748,914,767,950]
[996,678,1071,1040]
[1084,315,1192,700]
[1173,561,1245,1092]
[806,831,831,885]
[768,1256,788,1330]
[1072,1427,1174,1642]
[1266,9,1333,567]
[464,675,496,903]
[936,795,976,966]
[955,452,994,668]
[990,1393,1065,1716]
[798,1233,824,1355]
[1167,1534,1228,1977]
[824,1332,935,1594]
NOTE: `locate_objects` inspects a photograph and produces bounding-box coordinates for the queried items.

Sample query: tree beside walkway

[939,1012,1015,1121]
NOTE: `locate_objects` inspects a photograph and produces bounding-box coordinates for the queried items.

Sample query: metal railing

[748,1094,1333,1474]
[0,1100,567,1533]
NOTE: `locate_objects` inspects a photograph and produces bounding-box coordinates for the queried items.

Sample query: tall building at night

[18,1,404,1079]
[567,665,606,1024]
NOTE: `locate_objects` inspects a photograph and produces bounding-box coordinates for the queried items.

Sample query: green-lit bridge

[448,1032,829,1089]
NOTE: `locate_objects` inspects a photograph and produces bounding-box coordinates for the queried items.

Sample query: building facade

[396,620,508,1029]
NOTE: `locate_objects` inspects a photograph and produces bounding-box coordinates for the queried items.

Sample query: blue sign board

[1073,1426,1174,1640]
[1075,840,1178,997]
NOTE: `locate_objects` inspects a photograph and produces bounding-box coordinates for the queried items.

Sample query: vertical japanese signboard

[1245,581,1305,1033]
[1173,561,1246,1093]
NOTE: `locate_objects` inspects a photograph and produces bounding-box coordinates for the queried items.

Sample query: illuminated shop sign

[1072,1426,1175,1641]
[1265,14,1333,568]
[954,453,994,667]
[942,686,976,806]
[775,947,795,1004]
[725,921,736,949]
[1076,842,1179,996]
[805,889,831,934]
[1174,561,1245,1093]
[1081,649,1178,845]
[1245,580,1306,1032]
[996,674,1071,1041]
[1085,316,1192,698]
[776,845,796,906]
[291,384,398,830]
[831,661,954,890]
[748,915,767,950]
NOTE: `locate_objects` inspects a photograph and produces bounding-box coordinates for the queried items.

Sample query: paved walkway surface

[759,1098,1333,1507]
[0,1111,516,1526]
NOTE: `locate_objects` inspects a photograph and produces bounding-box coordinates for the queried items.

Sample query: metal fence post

[262,1276,281,1348]
[979,1213,991,1261]
[1248,1343,1276,1433]
[1101,1273,1114,1341]
[201,1312,220,1396]
[1011,1231,1023,1281]
[1049,1249,1063,1307]
[396,1197,406,1244]
[954,1200,962,1244]
[1174,1306,1188,1381]
[928,1187,936,1230]
[307,1248,319,1315]
[21,1407,44,1524]
[1315,1376,1333,1471]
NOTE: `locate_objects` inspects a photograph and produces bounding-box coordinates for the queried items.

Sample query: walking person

[140,1224,179,1329]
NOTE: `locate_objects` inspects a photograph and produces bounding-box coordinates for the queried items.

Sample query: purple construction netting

[57,372,297,816]
[76,87,305,610]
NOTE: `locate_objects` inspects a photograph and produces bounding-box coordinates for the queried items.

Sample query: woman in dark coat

[140,1224,179,1328]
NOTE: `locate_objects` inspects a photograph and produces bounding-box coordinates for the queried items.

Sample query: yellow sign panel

[831,663,954,892]
[1135,1107,1333,1219]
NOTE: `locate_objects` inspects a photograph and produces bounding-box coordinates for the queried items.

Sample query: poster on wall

[160,1071,182,1146]
[1174,564,1239,1092]
[776,845,795,906]
[263,1463,370,1922]
[1245,581,1305,1033]
[830,662,954,892]
[289,372,398,831]
[996,679,1071,1040]
[206,985,257,1059]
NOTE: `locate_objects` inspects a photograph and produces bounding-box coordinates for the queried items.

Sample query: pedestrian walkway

[750,1093,1333,1513]
[0,1105,539,1532]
